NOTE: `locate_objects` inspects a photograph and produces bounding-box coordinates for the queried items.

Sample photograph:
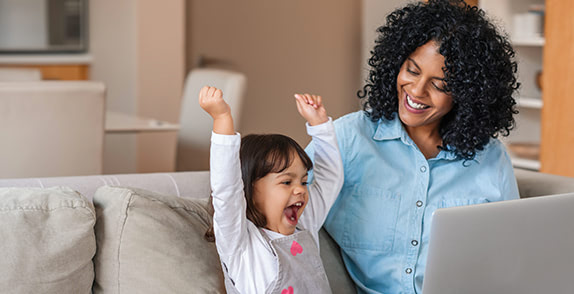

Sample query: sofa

[1,168,573,293]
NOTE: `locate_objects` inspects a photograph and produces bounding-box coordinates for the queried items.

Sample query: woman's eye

[407,68,418,75]
[432,82,447,92]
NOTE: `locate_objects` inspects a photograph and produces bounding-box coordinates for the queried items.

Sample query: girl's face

[252,154,309,235]
[396,41,453,133]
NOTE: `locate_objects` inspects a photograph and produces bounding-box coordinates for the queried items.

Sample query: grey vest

[222,228,332,293]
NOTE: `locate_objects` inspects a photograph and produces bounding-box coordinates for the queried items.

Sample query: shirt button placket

[405,161,428,289]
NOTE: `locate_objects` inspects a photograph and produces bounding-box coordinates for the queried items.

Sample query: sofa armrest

[515,168,574,198]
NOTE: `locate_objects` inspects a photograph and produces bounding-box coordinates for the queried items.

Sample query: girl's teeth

[407,95,427,109]
[290,217,295,221]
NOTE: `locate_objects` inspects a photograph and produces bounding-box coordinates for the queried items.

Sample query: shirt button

[416,200,423,207]
[406,268,413,274]
[411,240,419,246]
[420,166,427,173]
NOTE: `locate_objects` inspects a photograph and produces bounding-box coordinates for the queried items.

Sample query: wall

[90,0,138,173]
[187,0,362,154]
[90,0,184,174]
[136,0,185,172]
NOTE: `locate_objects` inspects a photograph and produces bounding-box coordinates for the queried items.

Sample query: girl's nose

[293,185,306,195]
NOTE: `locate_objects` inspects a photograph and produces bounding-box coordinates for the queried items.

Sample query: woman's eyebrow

[407,58,421,70]
[407,58,445,81]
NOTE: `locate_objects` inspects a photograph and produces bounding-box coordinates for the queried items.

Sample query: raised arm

[294,94,343,234]
[199,86,234,135]
[294,93,328,127]
[199,86,246,258]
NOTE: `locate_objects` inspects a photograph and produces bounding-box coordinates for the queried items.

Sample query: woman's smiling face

[396,41,453,133]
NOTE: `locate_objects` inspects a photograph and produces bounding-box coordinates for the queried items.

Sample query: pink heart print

[290,241,303,256]
[281,286,294,294]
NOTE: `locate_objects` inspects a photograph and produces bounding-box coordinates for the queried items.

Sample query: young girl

[199,86,343,294]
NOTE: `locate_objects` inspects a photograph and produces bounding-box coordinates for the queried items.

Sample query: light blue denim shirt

[306,111,519,294]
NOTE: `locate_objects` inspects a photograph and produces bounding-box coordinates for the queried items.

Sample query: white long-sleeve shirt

[210,119,343,294]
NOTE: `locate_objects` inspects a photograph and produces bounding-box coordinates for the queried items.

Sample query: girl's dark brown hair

[204,134,313,242]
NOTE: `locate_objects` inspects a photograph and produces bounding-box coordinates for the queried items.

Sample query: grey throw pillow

[92,186,224,294]
[0,186,96,294]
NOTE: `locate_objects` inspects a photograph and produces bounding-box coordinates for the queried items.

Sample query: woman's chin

[398,109,419,127]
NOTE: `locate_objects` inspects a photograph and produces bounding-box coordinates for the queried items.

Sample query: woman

[306,0,520,293]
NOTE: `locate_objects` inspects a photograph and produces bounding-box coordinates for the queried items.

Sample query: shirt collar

[435,146,482,163]
[372,115,476,163]
[372,115,403,141]
[434,148,459,161]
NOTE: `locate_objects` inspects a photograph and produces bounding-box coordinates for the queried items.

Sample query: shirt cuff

[306,117,334,136]
[211,132,241,146]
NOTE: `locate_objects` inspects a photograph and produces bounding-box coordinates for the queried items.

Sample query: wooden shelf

[511,157,541,171]
[505,141,540,171]
[512,37,545,47]
[517,97,543,109]
[0,64,89,80]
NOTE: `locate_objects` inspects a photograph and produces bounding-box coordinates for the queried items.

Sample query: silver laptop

[423,193,574,294]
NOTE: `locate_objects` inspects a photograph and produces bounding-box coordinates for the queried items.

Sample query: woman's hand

[199,86,234,135]
[294,93,329,126]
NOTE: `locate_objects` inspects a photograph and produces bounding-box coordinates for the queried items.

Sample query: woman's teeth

[407,95,428,109]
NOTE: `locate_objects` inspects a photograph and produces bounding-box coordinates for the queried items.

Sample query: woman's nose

[411,77,428,97]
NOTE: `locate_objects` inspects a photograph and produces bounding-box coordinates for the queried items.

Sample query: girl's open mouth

[284,202,303,225]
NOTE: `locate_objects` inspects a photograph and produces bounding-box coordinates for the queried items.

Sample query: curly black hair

[359,0,519,160]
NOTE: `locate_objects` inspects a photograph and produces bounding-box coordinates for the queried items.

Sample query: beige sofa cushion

[92,186,224,293]
[0,187,96,294]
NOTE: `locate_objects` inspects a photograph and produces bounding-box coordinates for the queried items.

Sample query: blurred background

[1,0,573,178]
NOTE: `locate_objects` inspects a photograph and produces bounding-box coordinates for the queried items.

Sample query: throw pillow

[92,186,224,294]
[0,186,96,294]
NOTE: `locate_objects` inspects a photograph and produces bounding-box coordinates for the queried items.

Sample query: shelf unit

[479,0,545,171]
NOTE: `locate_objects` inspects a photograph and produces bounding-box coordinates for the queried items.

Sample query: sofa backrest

[2,169,574,201]
[0,171,210,201]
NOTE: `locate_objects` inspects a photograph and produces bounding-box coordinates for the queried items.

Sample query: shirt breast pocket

[439,197,490,209]
[341,186,400,252]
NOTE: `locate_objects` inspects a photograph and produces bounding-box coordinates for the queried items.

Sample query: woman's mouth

[284,202,303,225]
[405,93,430,113]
